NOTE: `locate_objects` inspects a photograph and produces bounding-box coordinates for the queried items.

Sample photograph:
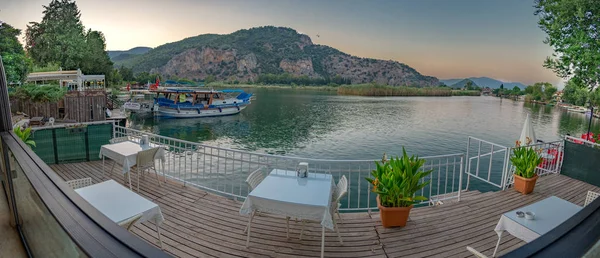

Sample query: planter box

[377,196,413,228]
[514,174,539,195]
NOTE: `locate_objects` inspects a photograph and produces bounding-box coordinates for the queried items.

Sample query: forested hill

[114,26,439,87]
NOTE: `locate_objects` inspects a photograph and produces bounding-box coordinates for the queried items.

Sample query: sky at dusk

[1,0,563,87]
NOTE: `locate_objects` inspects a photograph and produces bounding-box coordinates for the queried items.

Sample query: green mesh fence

[30,123,113,164]
[31,129,55,164]
[561,141,600,188]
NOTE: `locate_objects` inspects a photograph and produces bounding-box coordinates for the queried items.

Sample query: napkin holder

[296,162,308,178]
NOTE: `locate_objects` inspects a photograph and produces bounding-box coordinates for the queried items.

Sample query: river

[128,88,599,160]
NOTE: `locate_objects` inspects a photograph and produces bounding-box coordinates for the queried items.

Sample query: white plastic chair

[246,167,265,191]
[297,175,347,244]
[243,167,265,233]
[48,117,55,126]
[118,214,142,231]
[466,246,489,258]
[585,191,600,207]
[65,178,93,189]
[130,147,161,192]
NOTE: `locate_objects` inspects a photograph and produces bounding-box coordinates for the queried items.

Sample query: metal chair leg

[154,167,162,186]
[299,220,306,240]
[244,210,257,233]
[156,223,164,249]
[334,216,343,244]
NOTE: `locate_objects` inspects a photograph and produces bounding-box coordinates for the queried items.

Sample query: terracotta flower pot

[513,174,538,195]
[377,196,413,228]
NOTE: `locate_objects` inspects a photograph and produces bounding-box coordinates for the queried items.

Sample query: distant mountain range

[440,77,526,89]
[108,47,152,63]
[108,26,439,87]
[448,79,478,89]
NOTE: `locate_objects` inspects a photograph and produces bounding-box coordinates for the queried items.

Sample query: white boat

[122,90,155,114]
[567,106,588,113]
[151,89,252,118]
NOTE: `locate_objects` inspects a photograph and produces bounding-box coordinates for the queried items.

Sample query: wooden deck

[51,161,600,258]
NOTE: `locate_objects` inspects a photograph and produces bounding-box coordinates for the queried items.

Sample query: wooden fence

[10,90,107,122]
[63,90,107,122]
[10,100,61,119]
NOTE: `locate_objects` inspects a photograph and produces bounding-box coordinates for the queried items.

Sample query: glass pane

[8,148,87,257]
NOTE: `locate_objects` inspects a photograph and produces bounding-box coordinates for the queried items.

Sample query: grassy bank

[206,82,339,91]
[337,84,454,96]
[451,90,481,96]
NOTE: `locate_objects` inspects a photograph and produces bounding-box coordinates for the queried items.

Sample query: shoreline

[208,83,482,97]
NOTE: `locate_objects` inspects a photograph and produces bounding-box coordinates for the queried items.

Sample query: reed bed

[337,84,453,96]
[451,90,481,96]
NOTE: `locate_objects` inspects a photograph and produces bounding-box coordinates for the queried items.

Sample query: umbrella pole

[588,106,594,137]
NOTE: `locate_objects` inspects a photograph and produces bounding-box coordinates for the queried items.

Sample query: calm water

[128,89,600,159]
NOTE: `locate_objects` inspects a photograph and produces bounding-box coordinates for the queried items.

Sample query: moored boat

[151,89,252,118]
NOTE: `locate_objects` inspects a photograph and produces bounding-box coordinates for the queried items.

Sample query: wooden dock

[51,161,600,257]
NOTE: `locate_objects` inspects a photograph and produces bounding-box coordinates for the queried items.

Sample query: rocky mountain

[108,47,152,62]
[116,26,438,87]
[440,77,526,89]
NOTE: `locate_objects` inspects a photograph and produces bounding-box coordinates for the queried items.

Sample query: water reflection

[128,90,600,159]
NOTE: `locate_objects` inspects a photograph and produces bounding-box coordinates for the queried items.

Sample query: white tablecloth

[240,169,335,229]
[76,180,164,226]
[494,196,582,242]
[99,141,166,174]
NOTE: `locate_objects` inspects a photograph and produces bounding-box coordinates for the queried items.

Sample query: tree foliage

[255,73,351,86]
[10,84,67,102]
[0,22,32,83]
[534,0,600,89]
[524,82,556,102]
[25,0,112,80]
[562,79,590,106]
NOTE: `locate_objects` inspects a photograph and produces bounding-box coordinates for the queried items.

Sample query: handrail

[114,125,467,211]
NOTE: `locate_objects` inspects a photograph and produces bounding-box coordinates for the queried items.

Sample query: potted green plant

[510,139,543,195]
[13,127,36,148]
[366,148,433,228]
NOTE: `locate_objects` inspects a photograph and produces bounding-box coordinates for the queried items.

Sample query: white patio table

[75,179,164,248]
[240,169,334,258]
[99,141,166,189]
[492,196,582,257]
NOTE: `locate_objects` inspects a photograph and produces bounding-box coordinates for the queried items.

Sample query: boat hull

[155,105,247,118]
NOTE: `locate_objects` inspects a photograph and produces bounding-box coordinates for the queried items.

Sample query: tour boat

[151,89,252,118]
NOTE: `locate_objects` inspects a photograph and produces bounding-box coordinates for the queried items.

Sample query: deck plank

[50,161,599,257]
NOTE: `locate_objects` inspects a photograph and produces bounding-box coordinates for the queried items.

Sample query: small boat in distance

[151,89,252,118]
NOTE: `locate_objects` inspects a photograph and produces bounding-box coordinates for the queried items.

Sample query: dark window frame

[2,130,170,258]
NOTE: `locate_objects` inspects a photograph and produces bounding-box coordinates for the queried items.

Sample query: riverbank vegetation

[337,84,454,96]
[521,82,557,103]
[208,82,339,91]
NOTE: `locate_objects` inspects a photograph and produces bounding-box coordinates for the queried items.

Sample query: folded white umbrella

[518,114,537,146]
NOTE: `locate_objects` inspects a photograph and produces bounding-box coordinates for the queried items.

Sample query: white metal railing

[502,140,564,189]
[114,125,465,211]
[465,137,510,190]
[565,135,600,148]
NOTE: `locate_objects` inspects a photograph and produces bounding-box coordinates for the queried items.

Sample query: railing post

[465,137,471,191]
[458,155,464,202]
[501,147,510,190]
[554,140,563,174]
[112,121,116,139]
